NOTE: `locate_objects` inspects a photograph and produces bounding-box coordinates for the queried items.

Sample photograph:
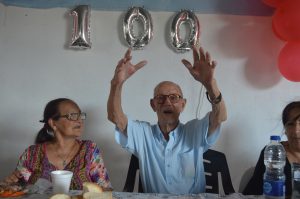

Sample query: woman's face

[285,107,300,150]
[52,101,84,139]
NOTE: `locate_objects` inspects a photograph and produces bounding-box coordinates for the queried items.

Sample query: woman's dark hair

[282,101,300,126]
[35,98,75,144]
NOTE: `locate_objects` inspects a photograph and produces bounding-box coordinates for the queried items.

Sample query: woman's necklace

[56,141,78,168]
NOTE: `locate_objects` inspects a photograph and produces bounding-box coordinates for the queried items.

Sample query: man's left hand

[181,46,216,88]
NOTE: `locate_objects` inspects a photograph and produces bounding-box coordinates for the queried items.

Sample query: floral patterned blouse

[16,140,112,190]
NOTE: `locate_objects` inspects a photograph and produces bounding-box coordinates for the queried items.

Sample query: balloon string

[196,84,204,119]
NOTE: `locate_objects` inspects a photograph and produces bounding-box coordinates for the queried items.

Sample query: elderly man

[107,46,227,194]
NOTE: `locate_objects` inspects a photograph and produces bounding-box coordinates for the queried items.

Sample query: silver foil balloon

[123,7,153,50]
[69,5,91,49]
[170,10,200,53]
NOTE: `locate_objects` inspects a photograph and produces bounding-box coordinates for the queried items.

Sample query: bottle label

[263,179,285,196]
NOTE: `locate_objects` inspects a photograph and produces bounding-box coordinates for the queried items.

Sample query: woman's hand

[3,170,23,184]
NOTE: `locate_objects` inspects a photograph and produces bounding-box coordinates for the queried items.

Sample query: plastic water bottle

[263,135,286,199]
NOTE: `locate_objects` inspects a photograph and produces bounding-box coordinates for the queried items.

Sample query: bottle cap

[270,135,281,141]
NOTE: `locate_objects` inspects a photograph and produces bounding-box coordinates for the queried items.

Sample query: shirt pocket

[178,150,196,179]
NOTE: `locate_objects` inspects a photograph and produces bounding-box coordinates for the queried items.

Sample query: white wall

[0,4,299,192]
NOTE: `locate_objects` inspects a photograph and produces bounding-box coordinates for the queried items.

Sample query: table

[113,192,263,199]
[4,191,265,199]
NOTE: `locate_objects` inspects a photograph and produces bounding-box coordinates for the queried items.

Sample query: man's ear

[150,99,156,112]
[181,98,187,112]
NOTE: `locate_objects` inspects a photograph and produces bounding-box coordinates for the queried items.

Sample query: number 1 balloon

[69,5,91,49]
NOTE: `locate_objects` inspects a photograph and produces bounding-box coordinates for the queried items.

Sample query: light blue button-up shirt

[115,112,220,194]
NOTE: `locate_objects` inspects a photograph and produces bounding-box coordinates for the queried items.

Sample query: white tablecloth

[2,180,265,199]
[6,191,264,199]
[113,192,263,199]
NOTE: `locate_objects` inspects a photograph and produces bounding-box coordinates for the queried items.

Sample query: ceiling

[0,0,274,16]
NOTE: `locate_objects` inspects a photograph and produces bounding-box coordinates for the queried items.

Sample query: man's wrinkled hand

[181,46,217,88]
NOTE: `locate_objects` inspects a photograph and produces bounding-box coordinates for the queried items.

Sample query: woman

[243,101,300,196]
[2,98,112,190]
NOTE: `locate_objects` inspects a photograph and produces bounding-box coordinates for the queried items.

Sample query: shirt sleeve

[88,142,113,189]
[115,118,149,156]
[205,112,221,147]
[16,147,33,182]
[185,112,221,152]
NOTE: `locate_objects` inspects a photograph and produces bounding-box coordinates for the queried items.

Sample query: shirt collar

[155,122,182,142]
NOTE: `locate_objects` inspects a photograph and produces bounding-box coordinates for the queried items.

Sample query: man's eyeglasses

[154,94,182,104]
[57,112,87,121]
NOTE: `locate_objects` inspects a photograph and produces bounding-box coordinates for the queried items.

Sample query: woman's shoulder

[78,140,99,149]
[24,143,44,152]
[78,140,103,158]
[79,139,96,144]
[281,141,288,147]
[19,144,45,160]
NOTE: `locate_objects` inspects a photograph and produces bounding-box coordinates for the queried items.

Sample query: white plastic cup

[51,170,73,194]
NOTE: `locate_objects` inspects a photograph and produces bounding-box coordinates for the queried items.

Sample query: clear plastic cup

[292,163,300,199]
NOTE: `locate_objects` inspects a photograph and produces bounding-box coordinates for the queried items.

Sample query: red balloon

[272,19,287,41]
[278,42,300,82]
[262,0,283,7]
[273,0,300,41]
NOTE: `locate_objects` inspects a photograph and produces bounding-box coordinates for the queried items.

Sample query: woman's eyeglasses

[154,94,182,104]
[57,112,87,121]
[285,120,300,129]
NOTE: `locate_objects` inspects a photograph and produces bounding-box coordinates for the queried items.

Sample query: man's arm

[182,46,227,135]
[205,78,227,135]
[107,49,147,133]
[107,80,128,132]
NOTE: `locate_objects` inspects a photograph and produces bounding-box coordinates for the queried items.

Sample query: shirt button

[167,164,170,167]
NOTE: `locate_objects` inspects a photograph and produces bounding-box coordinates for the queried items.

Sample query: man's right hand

[108,48,147,132]
[112,48,147,85]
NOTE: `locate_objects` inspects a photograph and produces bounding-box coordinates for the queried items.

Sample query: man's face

[150,82,186,126]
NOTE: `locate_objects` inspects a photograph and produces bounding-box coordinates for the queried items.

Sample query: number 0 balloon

[69,5,91,49]
[170,10,200,53]
[123,7,153,50]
